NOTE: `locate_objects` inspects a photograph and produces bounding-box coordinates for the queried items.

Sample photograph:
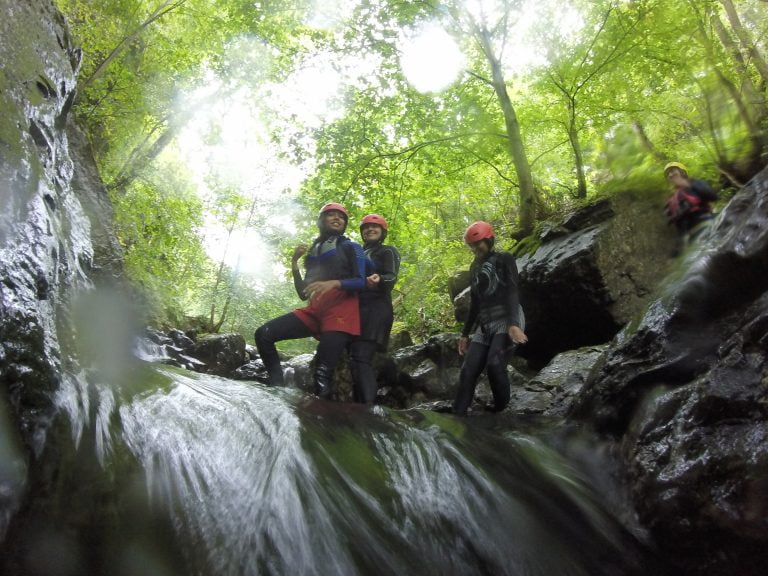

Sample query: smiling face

[468,239,491,259]
[320,209,347,234]
[360,223,383,244]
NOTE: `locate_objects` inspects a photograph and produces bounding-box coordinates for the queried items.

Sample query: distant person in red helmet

[254,202,367,399]
[349,213,401,404]
[453,221,527,416]
[663,162,718,255]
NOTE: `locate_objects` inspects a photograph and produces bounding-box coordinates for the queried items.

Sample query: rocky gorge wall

[569,169,768,575]
[0,0,123,541]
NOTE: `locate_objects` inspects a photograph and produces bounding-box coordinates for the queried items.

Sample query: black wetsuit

[349,242,400,404]
[453,250,523,416]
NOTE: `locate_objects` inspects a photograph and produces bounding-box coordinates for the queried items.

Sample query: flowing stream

[22,359,660,576]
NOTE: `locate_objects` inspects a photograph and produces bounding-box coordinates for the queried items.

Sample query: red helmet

[463,221,494,244]
[360,213,388,242]
[360,213,388,231]
[319,202,348,219]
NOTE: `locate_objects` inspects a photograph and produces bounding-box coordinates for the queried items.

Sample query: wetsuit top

[462,250,522,338]
[360,242,400,305]
[293,234,367,300]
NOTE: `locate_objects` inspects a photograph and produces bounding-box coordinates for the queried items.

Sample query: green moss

[511,234,541,257]
[415,409,466,439]
[310,428,390,495]
[0,92,24,164]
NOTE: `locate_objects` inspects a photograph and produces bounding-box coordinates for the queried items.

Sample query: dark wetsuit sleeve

[292,265,308,300]
[339,241,367,292]
[377,246,400,294]
[462,261,480,338]
[500,252,522,328]
[462,295,479,338]
[690,179,718,202]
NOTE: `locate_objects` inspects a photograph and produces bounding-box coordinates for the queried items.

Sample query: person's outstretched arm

[291,244,309,300]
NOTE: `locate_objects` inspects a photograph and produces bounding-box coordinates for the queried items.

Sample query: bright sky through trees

[168,0,590,282]
[54,0,768,334]
[174,52,350,278]
[400,23,465,93]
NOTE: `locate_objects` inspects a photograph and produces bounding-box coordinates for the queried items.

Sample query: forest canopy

[55,0,768,346]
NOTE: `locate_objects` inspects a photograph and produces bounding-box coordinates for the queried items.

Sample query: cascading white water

[105,365,653,576]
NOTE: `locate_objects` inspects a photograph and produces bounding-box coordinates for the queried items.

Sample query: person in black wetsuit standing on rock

[453,221,527,416]
[349,213,400,404]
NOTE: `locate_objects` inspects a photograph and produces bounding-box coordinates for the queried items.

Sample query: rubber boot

[314,362,334,399]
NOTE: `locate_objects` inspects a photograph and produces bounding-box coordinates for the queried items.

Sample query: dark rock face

[0,0,127,547]
[188,333,246,377]
[1,0,85,482]
[571,170,768,575]
[528,344,608,418]
[515,191,676,367]
[451,192,675,368]
[66,123,123,278]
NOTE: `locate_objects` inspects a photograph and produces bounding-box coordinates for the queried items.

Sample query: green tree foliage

[55,0,768,342]
[110,164,208,325]
[57,0,322,337]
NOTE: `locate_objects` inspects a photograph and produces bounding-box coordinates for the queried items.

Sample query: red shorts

[293,288,360,336]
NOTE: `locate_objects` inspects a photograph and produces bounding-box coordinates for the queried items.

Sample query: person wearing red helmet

[453,221,527,416]
[349,213,401,404]
[663,162,718,255]
[254,202,367,398]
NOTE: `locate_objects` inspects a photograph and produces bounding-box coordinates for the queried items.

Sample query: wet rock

[570,168,768,575]
[527,344,608,418]
[388,330,413,351]
[231,359,269,382]
[188,333,246,377]
[168,329,194,350]
[518,192,675,367]
[284,353,314,390]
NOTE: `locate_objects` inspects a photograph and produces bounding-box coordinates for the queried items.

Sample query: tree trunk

[632,121,665,162]
[212,294,231,333]
[711,10,764,112]
[476,27,536,236]
[109,86,231,193]
[109,120,180,192]
[569,120,587,199]
[719,0,768,86]
[693,6,767,173]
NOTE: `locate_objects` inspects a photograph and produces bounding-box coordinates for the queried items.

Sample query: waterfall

[23,364,657,576]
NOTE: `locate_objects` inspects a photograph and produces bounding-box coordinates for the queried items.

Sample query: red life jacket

[665,188,705,222]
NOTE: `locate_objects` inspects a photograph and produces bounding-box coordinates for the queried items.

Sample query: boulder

[188,333,246,377]
[517,190,676,367]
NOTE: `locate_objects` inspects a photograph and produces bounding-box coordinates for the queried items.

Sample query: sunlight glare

[176,80,306,278]
[270,56,345,128]
[400,24,465,93]
[462,0,585,75]
[203,227,270,280]
[306,0,352,29]
[505,0,584,73]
